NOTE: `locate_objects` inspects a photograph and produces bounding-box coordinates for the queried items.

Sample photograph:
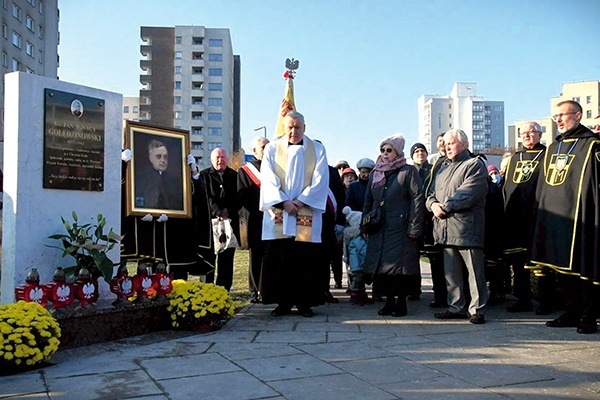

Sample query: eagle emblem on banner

[512,160,539,183]
[546,154,574,186]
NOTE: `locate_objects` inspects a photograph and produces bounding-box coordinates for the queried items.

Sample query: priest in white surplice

[259,111,330,317]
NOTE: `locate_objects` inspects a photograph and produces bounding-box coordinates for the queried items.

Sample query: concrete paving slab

[380,376,508,400]
[46,369,162,400]
[333,356,445,385]
[296,341,392,362]
[43,351,139,378]
[254,330,326,344]
[235,353,343,382]
[154,370,279,400]
[0,371,46,399]
[210,342,303,361]
[269,372,398,400]
[141,353,240,380]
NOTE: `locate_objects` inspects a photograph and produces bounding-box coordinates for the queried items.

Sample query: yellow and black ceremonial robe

[530,125,600,284]
[502,143,546,256]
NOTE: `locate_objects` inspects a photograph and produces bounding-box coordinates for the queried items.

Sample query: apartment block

[138,26,240,168]
[1,0,59,142]
[418,83,505,153]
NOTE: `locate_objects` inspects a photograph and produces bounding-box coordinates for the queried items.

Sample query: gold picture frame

[124,121,192,219]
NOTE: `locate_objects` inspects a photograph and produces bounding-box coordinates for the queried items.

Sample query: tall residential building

[138,26,240,168]
[123,96,140,122]
[1,0,59,141]
[551,80,599,129]
[418,83,505,153]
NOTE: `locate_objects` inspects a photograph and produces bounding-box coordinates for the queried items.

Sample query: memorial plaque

[43,89,105,191]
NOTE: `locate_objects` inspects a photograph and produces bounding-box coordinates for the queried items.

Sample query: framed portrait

[124,121,192,219]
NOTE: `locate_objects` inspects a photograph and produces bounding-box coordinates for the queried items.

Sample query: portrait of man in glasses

[135,138,183,210]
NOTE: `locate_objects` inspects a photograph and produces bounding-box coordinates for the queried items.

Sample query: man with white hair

[259,111,329,317]
[502,121,548,314]
[238,136,269,302]
[426,129,489,324]
[200,147,240,291]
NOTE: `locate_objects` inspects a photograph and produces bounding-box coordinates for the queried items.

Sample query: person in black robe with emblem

[530,100,600,334]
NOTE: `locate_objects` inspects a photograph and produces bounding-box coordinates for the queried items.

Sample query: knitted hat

[487,164,499,173]
[334,159,349,168]
[356,158,375,170]
[341,167,358,179]
[380,135,406,156]
[342,206,362,228]
[410,142,428,157]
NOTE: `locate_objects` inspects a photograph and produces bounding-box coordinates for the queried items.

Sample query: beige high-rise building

[1,0,59,143]
[551,80,600,129]
[509,80,599,150]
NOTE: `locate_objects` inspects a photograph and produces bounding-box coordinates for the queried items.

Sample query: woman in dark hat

[363,135,424,317]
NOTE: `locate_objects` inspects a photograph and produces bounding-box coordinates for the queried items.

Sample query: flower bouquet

[0,301,61,373]
[167,280,235,332]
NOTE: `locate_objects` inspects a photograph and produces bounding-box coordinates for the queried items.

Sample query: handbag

[360,185,387,235]
[212,218,239,254]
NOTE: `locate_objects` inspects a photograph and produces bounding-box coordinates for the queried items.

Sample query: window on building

[208,83,222,91]
[12,58,20,71]
[192,127,203,135]
[27,0,35,6]
[175,66,182,74]
[208,112,222,121]
[26,42,34,56]
[175,36,182,44]
[192,37,203,45]
[12,31,21,48]
[449,104,452,109]
[192,52,203,60]
[209,53,223,62]
[192,67,203,74]
[2,23,6,39]
[38,49,42,63]
[586,96,592,104]
[175,51,182,59]
[192,112,203,120]
[174,81,181,89]
[586,110,592,118]
[192,143,203,150]
[192,97,203,105]
[192,82,203,90]
[449,113,451,118]
[1,52,7,67]
[209,38,223,47]
[2,0,7,9]
[12,3,21,20]
[133,106,139,113]
[38,24,43,38]
[38,0,42,14]
[123,106,129,113]
[174,96,181,104]
[437,113,441,129]
[207,142,222,150]
[209,68,222,76]
[174,111,181,119]
[573,97,580,103]
[208,127,222,136]
[208,98,222,106]
[26,15,34,31]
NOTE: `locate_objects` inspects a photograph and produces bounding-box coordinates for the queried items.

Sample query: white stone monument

[1,72,123,304]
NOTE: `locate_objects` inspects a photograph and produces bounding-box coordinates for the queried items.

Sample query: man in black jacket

[238,137,269,302]
[200,148,239,291]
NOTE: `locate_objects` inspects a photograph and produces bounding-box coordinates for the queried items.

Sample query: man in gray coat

[426,129,489,324]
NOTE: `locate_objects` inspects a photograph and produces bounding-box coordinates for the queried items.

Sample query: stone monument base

[55,298,172,349]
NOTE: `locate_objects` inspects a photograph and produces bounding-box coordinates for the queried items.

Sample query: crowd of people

[122,100,599,335]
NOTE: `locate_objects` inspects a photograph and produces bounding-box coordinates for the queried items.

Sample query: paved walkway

[2,262,599,400]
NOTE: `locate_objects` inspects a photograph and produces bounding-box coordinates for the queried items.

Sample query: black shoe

[250,293,261,303]
[297,307,314,318]
[429,300,447,308]
[546,313,579,328]
[507,300,533,313]
[391,298,407,317]
[577,319,598,334]
[469,314,485,324]
[270,305,292,316]
[372,294,384,303]
[487,294,505,306]
[334,280,343,289]
[434,310,468,320]
[535,305,554,315]
[323,291,340,304]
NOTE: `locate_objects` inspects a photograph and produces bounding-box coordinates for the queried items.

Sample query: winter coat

[363,165,424,276]
[425,149,488,248]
